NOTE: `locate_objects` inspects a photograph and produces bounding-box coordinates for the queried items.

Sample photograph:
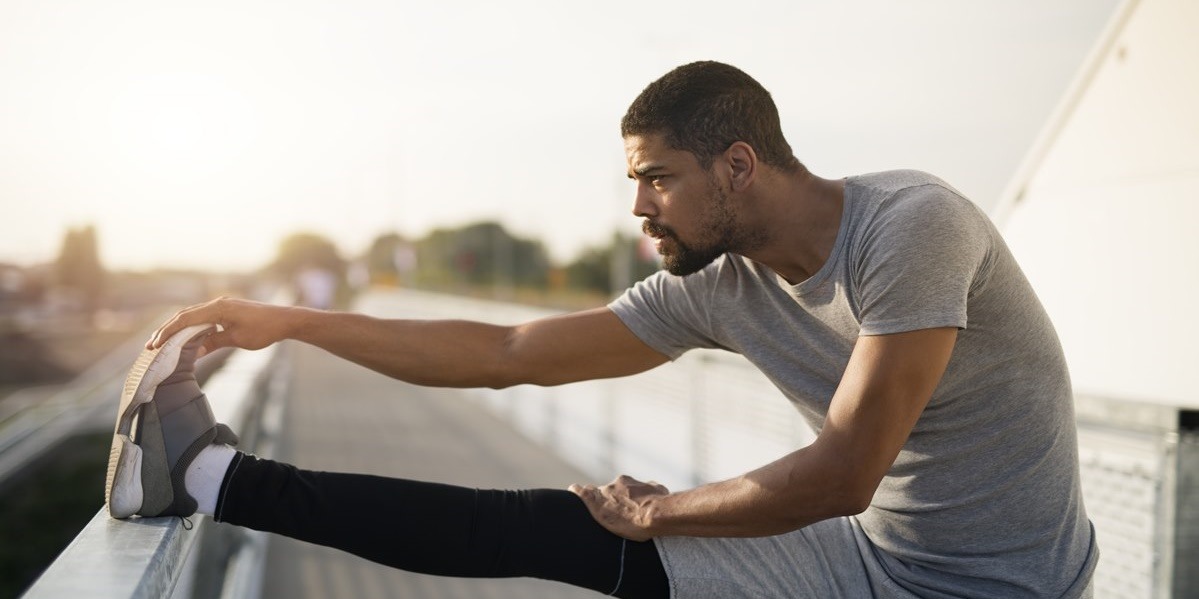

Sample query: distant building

[0,263,23,301]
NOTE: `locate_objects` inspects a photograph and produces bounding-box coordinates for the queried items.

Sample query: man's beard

[643,180,738,277]
[642,220,727,276]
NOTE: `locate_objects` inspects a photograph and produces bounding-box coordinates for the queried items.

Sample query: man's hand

[148,297,297,355]
[569,475,670,541]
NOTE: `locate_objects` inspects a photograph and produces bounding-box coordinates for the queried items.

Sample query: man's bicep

[509,307,670,386]
[817,327,958,500]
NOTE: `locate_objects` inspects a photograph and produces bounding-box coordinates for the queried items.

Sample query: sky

[0,0,1121,272]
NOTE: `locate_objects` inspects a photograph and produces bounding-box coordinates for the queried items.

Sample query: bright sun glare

[107,71,259,181]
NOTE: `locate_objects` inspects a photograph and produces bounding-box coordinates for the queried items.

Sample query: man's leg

[654,518,876,598]
[212,454,667,598]
[108,325,667,598]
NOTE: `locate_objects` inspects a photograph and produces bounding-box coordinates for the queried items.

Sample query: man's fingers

[150,318,191,349]
[205,329,234,352]
[148,320,179,349]
[569,483,596,499]
[198,330,233,357]
[569,481,655,541]
[147,316,178,348]
[147,298,228,349]
[149,311,194,349]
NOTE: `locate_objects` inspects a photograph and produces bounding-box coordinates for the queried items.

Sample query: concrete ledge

[20,343,280,599]
[22,511,204,599]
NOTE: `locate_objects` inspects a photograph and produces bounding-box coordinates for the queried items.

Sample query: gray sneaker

[106,324,239,519]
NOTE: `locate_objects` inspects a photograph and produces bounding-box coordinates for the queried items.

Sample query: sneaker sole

[106,323,216,519]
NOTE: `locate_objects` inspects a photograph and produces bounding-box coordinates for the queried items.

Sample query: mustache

[642,220,675,239]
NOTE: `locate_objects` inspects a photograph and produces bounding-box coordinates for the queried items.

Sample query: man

[108,61,1097,597]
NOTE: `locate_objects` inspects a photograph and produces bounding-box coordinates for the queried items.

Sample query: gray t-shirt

[609,170,1097,597]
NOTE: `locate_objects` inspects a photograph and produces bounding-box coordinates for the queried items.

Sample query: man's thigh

[653,517,899,599]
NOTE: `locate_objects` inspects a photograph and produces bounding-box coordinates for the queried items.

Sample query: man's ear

[725,141,757,192]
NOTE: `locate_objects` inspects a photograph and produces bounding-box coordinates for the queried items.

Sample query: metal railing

[1074,394,1199,598]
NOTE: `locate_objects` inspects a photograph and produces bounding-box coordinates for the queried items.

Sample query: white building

[994,0,1198,596]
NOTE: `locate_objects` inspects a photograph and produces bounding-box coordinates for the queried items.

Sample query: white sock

[184,444,237,515]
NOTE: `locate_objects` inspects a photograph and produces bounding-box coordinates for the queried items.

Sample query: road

[260,341,604,599]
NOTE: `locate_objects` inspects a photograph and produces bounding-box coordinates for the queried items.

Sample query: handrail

[19,343,283,599]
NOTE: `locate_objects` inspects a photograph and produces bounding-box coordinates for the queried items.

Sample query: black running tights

[214,454,669,598]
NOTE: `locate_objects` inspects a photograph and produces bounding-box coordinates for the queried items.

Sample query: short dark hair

[621,61,798,171]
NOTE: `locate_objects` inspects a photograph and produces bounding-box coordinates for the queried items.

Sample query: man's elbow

[482,359,533,389]
[835,489,873,517]
[486,351,562,389]
[807,484,872,520]
[805,474,875,520]
[485,327,534,389]
[772,490,870,533]
[770,480,874,530]
[805,444,881,518]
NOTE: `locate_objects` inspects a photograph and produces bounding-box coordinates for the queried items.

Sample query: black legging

[214,453,669,598]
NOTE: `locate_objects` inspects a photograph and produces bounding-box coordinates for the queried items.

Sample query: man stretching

[106,61,1097,598]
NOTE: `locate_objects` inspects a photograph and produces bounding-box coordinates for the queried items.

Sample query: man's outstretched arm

[148,297,669,389]
[571,326,957,540]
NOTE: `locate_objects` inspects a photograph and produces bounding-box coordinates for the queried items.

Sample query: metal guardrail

[1074,395,1199,598]
[19,342,288,599]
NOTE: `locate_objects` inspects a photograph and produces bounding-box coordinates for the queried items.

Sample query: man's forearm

[644,445,868,538]
[153,298,665,390]
[286,307,524,388]
[574,442,873,541]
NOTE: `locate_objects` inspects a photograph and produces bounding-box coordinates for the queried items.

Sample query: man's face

[624,134,737,276]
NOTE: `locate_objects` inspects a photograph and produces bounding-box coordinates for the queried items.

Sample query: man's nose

[632,182,658,218]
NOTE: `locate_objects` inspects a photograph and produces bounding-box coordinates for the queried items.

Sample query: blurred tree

[415,221,550,290]
[54,225,105,314]
[565,232,660,295]
[269,232,346,308]
[270,232,346,279]
[364,232,417,286]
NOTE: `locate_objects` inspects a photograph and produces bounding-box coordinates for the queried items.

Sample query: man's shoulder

[848,170,983,229]
[849,169,963,200]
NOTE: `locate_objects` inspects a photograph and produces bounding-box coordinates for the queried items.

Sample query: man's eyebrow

[628,164,666,179]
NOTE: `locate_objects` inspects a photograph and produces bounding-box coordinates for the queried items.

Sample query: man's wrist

[284,305,319,342]
[638,493,673,537]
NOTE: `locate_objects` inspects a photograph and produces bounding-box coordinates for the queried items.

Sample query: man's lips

[642,220,671,240]
[642,221,677,255]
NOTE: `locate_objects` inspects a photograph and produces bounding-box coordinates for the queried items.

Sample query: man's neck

[738,168,845,285]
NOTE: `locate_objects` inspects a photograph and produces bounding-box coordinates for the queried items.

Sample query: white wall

[998,0,1199,407]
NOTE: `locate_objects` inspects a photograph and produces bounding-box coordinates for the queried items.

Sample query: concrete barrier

[19,343,287,599]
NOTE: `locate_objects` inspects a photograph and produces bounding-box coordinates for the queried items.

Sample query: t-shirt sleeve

[854,186,993,336]
[607,267,725,360]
